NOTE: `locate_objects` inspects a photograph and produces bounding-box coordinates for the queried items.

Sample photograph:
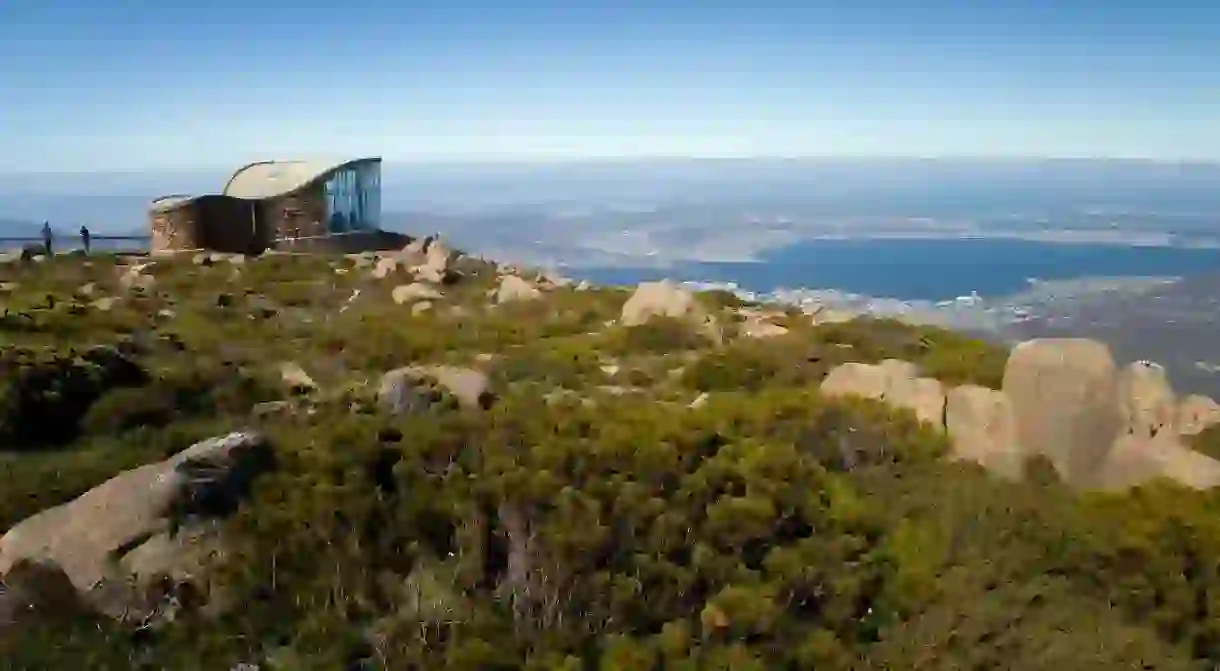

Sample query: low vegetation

[0,250,1217,669]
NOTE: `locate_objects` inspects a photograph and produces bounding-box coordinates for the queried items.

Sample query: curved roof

[222,157,380,200]
[150,194,200,213]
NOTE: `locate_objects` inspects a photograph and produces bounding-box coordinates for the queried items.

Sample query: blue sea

[574,238,1220,302]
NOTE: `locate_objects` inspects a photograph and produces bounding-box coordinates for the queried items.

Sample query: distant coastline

[571,237,1220,303]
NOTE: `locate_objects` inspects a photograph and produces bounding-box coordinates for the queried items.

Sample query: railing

[0,235,151,251]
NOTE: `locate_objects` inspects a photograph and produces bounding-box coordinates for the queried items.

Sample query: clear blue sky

[2,0,1219,172]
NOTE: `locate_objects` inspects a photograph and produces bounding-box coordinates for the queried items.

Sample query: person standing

[41,221,53,256]
[79,225,91,254]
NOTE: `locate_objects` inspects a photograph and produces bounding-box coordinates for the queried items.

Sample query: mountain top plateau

[0,237,1218,669]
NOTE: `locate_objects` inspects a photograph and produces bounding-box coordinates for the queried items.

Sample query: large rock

[378,365,494,414]
[1094,434,1220,491]
[1179,395,1220,436]
[372,256,400,279]
[0,432,273,613]
[279,361,318,395]
[494,275,541,305]
[392,283,442,305]
[945,385,1022,479]
[620,281,699,326]
[1116,361,1177,440]
[1002,338,1121,483]
[820,359,945,427]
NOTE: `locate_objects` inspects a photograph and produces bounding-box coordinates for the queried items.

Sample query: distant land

[2,156,1218,399]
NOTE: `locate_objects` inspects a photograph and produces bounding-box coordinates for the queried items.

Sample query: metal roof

[149,194,200,213]
[222,157,380,200]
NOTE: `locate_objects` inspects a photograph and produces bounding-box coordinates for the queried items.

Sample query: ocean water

[574,238,1220,301]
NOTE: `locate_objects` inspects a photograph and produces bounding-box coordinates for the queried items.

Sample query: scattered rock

[739,316,789,338]
[392,283,442,305]
[372,257,400,279]
[411,301,433,316]
[620,281,699,326]
[378,365,493,414]
[90,297,117,311]
[494,275,542,304]
[119,266,155,292]
[280,362,318,395]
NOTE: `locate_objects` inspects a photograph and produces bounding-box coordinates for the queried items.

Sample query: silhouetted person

[41,222,53,256]
[79,225,91,254]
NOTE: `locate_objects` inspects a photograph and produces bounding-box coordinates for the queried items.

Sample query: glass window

[324,161,381,234]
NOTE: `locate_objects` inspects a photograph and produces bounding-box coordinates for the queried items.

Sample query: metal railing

[0,235,151,251]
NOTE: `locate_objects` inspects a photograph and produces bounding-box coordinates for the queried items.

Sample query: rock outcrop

[1002,338,1122,484]
[494,275,541,305]
[1178,395,1220,436]
[392,283,442,305]
[820,337,1220,491]
[821,360,945,426]
[0,431,274,618]
[620,281,699,327]
[378,365,494,414]
[944,385,1022,479]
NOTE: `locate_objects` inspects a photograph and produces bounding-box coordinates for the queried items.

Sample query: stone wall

[149,196,261,255]
[149,204,200,255]
[259,184,329,243]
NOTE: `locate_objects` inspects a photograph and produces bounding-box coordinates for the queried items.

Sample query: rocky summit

[1,242,1219,669]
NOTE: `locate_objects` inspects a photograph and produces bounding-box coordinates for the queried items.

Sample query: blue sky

[2,0,1219,172]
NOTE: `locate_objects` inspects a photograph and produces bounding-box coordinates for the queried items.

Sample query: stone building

[148,157,402,255]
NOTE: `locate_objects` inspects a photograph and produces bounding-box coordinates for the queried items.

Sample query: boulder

[372,256,400,279]
[412,301,433,316]
[1002,338,1121,483]
[620,281,699,326]
[944,385,1022,479]
[119,267,154,292]
[1116,361,1177,440]
[821,362,891,402]
[378,365,494,414]
[392,283,442,305]
[0,432,273,616]
[820,359,945,427]
[887,375,946,427]
[1094,434,1220,491]
[1178,395,1220,436]
[279,362,318,395]
[739,316,789,339]
[494,275,541,305]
